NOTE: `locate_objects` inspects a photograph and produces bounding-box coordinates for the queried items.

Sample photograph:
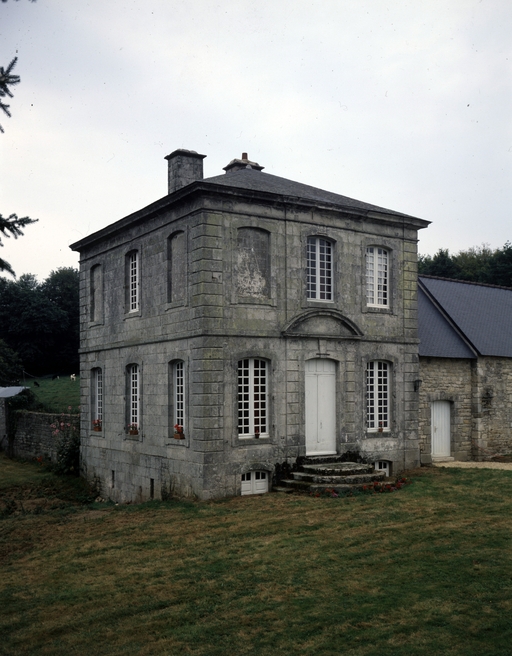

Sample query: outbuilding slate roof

[418,276,512,358]
[0,386,28,398]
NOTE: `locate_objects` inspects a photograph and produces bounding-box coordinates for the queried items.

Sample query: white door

[431,401,451,458]
[241,471,268,496]
[305,359,336,455]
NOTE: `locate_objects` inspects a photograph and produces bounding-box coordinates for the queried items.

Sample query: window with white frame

[173,360,185,431]
[127,364,140,430]
[91,367,103,431]
[366,247,389,307]
[238,358,268,438]
[307,237,332,301]
[241,471,269,495]
[127,251,139,312]
[366,361,390,431]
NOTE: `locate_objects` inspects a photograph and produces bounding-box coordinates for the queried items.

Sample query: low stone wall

[11,411,80,463]
[0,400,7,452]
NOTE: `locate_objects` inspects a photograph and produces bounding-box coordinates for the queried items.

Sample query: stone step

[278,478,385,493]
[301,462,374,477]
[291,470,385,485]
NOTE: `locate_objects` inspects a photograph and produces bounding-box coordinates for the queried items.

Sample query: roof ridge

[419,274,512,291]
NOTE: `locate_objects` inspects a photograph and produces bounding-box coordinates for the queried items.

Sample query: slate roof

[418,276,512,358]
[204,168,421,220]
[0,386,28,399]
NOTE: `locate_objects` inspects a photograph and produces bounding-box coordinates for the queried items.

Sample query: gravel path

[433,461,512,471]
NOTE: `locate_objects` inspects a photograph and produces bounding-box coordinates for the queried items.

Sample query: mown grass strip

[1,461,512,655]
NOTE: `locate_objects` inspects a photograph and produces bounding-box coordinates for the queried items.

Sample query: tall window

[366,361,390,431]
[127,251,139,312]
[173,361,185,430]
[238,358,268,438]
[91,368,103,430]
[307,237,332,300]
[366,247,389,307]
[90,264,103,322]
[127,364,140,429]
[168,232,186,304]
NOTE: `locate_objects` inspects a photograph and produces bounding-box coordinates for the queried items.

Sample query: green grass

[23,375,80,413]
[1,457,512,655]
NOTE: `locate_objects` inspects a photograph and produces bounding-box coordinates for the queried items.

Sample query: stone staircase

[274,455,386,494]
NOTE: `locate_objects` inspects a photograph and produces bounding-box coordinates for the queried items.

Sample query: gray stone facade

[419,356,512,463]
[71,151,429,501]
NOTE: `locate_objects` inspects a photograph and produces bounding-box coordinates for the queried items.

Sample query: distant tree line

[0,268,79,382]
[418,243,512,288]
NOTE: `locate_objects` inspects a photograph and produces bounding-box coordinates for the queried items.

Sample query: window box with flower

[173,424,185,439]
[127,423,139,436]
[92,419,102,432]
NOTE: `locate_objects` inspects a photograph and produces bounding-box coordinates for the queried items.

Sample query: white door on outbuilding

[431,400,451,458]
[305,358,336,455]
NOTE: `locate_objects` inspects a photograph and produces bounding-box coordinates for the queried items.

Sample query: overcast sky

[1,0,511,281]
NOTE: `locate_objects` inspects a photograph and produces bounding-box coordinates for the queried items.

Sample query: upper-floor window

[366,360,390,431]
[91,367,103,431]
[126,251,139,313]
[366,247,389,307]
[238,358,269,438]
[126,363,140,431]
[307,237,332,301]
[167,232,186,304]
[90,264,103,323]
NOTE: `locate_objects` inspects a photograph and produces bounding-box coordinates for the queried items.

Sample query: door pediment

[282,310,363,339]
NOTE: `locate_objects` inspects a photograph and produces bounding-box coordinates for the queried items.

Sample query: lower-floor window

[238,358,268,438]
[173,360,185,431]
[91,367,103,431]
[241,471,269,495]
[375,460,391,477]
[127,363,140,431]
[366,360,390,431]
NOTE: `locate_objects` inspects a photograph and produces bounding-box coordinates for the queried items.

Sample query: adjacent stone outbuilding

[70,150,429,501]
[418,276,512,463]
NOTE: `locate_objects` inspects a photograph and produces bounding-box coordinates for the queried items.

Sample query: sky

[1,0,511,281]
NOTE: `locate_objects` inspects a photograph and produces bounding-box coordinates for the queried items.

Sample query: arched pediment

[282,309,363,339]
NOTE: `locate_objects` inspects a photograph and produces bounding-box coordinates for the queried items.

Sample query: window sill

[238,436,270,444]
[124,310,141,319]
[364,305,391,314]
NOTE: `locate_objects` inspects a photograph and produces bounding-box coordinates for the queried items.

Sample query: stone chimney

[223,153,264,174]
[165,149,206,194]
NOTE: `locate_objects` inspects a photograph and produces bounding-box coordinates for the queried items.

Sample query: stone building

[70,150,429,501]
[418,275,512,463]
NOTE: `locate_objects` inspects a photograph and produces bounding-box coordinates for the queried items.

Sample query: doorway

[305,359,337,455]
[431,400,451,458]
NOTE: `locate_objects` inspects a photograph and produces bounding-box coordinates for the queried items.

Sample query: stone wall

[10,411,79,463]
[0,400,6,452]
[418,357,473,464]
[419,356,512,462]
[472,357,512,459]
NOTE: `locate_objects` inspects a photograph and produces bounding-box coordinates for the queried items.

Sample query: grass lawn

[23,376,80,413]
[1,457,512,655]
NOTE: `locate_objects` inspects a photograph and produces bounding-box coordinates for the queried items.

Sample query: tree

[0,338,23,385]
[0,57,20,133]
[0,213,38,276]
[0,269,79,375]
[419,243,512,288]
